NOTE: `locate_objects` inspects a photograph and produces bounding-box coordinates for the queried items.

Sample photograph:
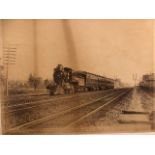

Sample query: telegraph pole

[3,47,16,96]
[132,73,137,87]
[0,58,4,94]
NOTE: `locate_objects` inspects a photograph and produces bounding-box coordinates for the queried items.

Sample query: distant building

[143,73,155,81]
[139,73,155,89]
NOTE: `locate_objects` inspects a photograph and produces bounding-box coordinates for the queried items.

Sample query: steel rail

[6,88,131,132]
[4,89,115,114]
[64,89,131,128]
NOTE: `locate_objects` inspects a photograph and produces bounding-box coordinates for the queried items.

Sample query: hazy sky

[68,20,154,84]
[0,20,154,85]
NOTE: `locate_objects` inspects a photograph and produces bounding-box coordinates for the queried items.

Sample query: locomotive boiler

[47,64,114,95]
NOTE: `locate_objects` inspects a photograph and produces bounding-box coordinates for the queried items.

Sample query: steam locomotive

[47,64,114,95]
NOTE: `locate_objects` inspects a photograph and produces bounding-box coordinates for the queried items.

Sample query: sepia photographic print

[0,19,155,134]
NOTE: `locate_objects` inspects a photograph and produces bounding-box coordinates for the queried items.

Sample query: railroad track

[5,88,132,134]
[2,89,114,107]
[3,89,115,113]
[2,93,49,106]
[3,89,117,130]
[64,90,131,129]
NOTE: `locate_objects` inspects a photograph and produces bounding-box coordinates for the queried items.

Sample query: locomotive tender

[47,64,114,95]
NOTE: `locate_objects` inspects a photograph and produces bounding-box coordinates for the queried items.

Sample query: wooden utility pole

[3,47,16,96]
[132,73,137,87]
